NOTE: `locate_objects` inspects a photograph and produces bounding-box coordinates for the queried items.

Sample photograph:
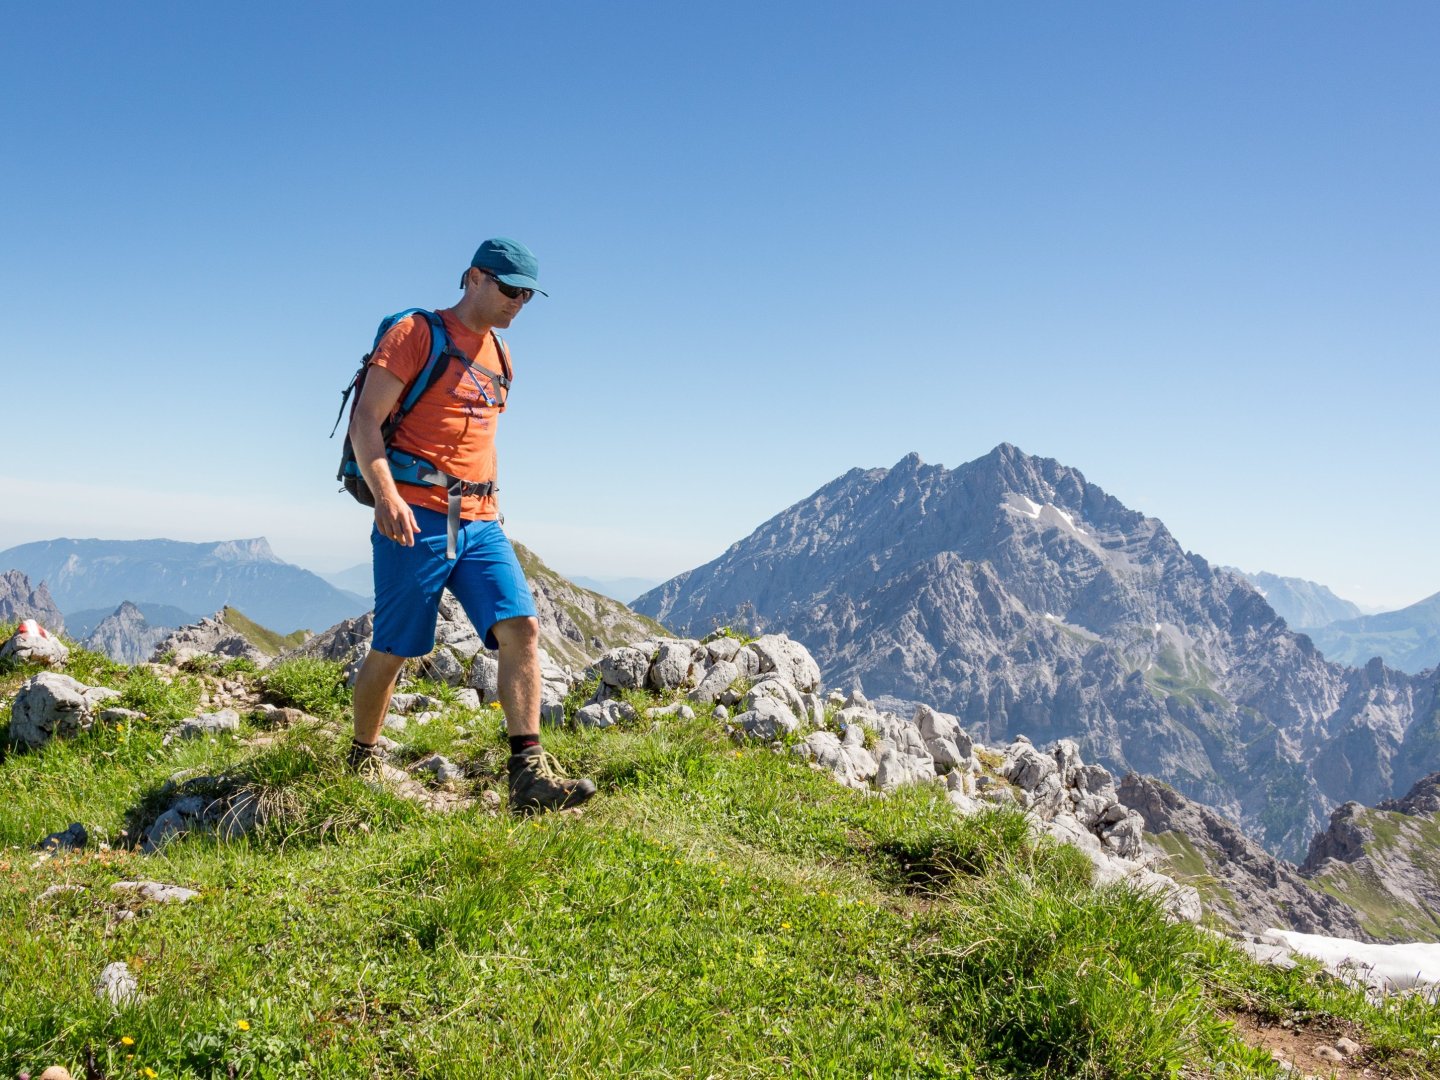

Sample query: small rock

[34,822,88,853]
[413,754,465,784]
[111,881,200,904]
[95,961,140,1006]
[1334,1036,1361,1057]
[38,1067,75,1080]
[1312,1046,1344,1064]
[174,708,241,739]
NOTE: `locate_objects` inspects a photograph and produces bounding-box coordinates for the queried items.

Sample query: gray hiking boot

[508,748,597,815]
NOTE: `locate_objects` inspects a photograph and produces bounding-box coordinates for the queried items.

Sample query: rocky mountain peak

[210,538,279,563]
[0,569,65,634]
[633,446,1439,862]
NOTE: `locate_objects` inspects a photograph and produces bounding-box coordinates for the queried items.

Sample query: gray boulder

[96,961,141,1006]
[704,636,742,663]
[648,641,698,691]
[111,881,200,904]
[576,699,637,729]
[794,730,878,790]
[735,696,800,740]
[914,703,972,769]
[645,702,697,722]
[10,672,122,748]
[598,646,649,690]
[173,708,241,740]
[0,621,69,666]
[689,659,739,704]
[742,675,809,726]
[749,635,822,692]
[417,645,467,686]
[467,654,501,702]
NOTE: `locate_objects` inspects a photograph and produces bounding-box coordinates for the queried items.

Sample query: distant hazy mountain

[1233,570,1363,629]
[0,538,369,635]
[81,601,176,664]
[567,575,662,604]
[634,445,1440,861]
[66,601,201,642]
[1305,591,1440,675]
[318,563,374,601]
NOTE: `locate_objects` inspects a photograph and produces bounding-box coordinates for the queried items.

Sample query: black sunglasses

[477,269,533,302]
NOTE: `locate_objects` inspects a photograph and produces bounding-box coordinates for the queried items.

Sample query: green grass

[220,607,308,656]
[2,660,1439,1077]
[258,658,352,721]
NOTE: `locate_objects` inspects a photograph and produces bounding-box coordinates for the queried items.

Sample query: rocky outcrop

[0,569,64,634]
[583,632,1198,922]
[9,672,122,748]
[82,601,174,664]
[633,445,1440,862]
[150,611,269,668]
[1298,772,1440,942]
[1118,774,1369,940]
[513,542,667,669]
[1,619,70,666]
[284,545,668,705]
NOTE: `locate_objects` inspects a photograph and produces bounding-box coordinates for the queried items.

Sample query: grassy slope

[220,607,307,656]
[2,640,1439,1077]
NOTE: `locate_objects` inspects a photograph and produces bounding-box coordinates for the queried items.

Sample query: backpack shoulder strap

[393,309,454,421]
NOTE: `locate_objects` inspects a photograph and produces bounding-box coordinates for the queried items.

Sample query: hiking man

[345,237,596,814]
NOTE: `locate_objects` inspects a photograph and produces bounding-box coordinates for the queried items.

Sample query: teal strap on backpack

[332,309,512,558]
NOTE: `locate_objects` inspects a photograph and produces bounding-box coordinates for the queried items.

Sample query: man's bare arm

[349,366,420,546]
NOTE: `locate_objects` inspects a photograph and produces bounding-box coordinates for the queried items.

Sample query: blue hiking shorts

[370,505,537,657]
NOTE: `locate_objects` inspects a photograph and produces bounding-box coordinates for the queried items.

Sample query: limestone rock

[111,881,200,904]
[1,619,69,666]
[150,611,269,668]
[689,659,739,704]
[748,634,822,692]
[96,961,140,1006]
[648,641,698,691]
[9,672,122,748]
[173,708,241,740]
[467,654,501,702]
[735,696,799,740]
[598,646,649,690]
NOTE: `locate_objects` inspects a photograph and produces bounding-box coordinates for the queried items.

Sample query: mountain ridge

[634,446,1440,860]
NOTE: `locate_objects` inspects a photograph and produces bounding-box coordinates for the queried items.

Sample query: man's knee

[359,648,408,682]
[491,616,539,652]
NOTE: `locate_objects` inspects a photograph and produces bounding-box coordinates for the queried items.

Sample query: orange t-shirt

[368,308,509,521]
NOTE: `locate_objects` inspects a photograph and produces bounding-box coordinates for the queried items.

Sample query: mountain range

[1232,570,1363,630]
[634,445,1440,861]
[1303,591,1440,675]
[0,537,369,635]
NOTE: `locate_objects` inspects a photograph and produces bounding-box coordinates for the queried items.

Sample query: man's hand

[375,494,419,546]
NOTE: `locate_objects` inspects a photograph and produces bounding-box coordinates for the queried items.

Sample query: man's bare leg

[493,615,595,813]
[491,616,541,737]
[352,649,408,747]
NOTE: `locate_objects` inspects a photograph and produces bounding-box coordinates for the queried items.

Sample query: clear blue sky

[2,2,1436,610]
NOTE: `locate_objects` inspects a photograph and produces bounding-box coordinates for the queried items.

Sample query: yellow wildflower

[144,1069,158,1078]
[121,1036,135,1046]
[236,1019,251,1031]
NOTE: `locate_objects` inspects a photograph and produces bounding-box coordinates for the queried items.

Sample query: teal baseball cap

[463,236,547,295]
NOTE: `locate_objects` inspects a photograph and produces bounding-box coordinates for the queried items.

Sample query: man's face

[469,267,532,328]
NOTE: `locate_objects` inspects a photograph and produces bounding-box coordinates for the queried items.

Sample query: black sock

[352,738,377,750]
[509,734,540,756]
